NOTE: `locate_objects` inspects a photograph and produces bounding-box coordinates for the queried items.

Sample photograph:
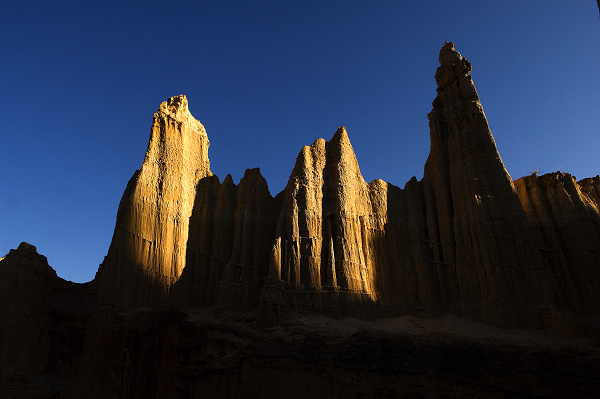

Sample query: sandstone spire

[260,126,379,318]
[97,95,212,308]
[422,42,552,326]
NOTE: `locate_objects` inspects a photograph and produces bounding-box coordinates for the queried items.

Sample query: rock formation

[420,42,552,327]
[96,95,212,309]
[514,173,600,316]
[2,42,600,398]
[0,243,95,395]
[83,45,597,329]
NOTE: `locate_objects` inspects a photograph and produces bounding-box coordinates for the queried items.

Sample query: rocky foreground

[2,43,600,398]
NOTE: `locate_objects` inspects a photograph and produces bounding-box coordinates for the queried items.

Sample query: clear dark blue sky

[2,1,599,283]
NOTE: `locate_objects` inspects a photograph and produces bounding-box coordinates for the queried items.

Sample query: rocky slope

[2,42,600,398]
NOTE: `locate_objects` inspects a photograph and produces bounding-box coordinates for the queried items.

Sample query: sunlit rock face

[259,42,557,327]
[96,95,212,309]
[259,129,380,319]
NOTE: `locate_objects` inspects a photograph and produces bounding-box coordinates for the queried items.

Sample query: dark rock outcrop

[0,243,95,396]
[71,309,600,399]
[420,42,552,327]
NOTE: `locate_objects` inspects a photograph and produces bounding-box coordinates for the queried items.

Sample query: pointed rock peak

[166,94,188,111]
[435,42,472,90]
[239,168,272,195]
[6,241,49,265]
[241,167,264,182]
[439,42,463,66]
[328,126,353,153]
[332,126,348,140]
[17,242,38,254]
[159,95,188,118]
[327,126,354,153]
[157,95,204,131]
[223,174,235,185]
[325,126,365,182]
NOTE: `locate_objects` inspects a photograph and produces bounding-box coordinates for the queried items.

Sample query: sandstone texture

[2,43,600,398]
[96,95,212,309]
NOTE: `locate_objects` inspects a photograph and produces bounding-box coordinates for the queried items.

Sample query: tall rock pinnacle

[422,42,551,326]
[98,95,212,308]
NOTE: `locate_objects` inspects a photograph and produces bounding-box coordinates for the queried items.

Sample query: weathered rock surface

[259,42,554,328]
[514,173,600,316]
[2,42,600,398]
[169,168,280,310]
[420,42,552,327]
[96,95,212,309]
[259,129,380,320]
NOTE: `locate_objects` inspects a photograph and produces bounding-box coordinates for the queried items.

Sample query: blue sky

[2,1,599,283]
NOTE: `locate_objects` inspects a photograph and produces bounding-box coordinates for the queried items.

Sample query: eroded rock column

[97,95,211,309]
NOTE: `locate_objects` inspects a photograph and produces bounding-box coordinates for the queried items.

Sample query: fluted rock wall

[514,173,600,315]
[259,43,556,327]
[260,130,380,319]
[4,41,600,398]
[169,169,279,310]
[96,95,212,309]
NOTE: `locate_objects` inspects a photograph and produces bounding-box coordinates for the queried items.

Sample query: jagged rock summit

[2,43,600,398]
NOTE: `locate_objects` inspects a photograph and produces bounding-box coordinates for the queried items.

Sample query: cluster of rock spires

[96,42,600,328]
[2,42,600,398]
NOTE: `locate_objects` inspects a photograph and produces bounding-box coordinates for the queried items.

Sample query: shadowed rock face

[514,173,600,315]
[0,243,96,394]
[421,42,553,327]
[2,42,600,398]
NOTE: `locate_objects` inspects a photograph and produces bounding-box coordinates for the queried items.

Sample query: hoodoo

[96,95,212,309]
[2,43,600,398]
